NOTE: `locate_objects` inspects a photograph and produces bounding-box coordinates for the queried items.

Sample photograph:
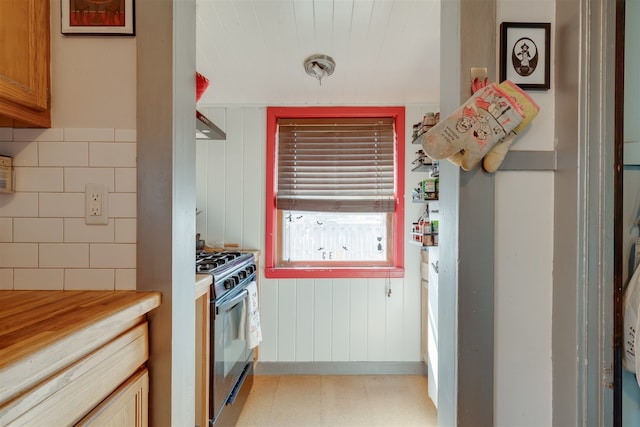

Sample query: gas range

[196,248,258,425]
[196,250,256,300]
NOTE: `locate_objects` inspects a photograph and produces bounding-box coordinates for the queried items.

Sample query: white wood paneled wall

[195,105,435,363]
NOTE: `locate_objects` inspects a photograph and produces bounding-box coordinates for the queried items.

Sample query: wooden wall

[195,105,435,365]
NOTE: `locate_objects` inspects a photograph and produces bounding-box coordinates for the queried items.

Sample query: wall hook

[431,260,439,274]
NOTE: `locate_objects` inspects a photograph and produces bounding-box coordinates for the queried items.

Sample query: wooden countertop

[0,290,161,406]
[196,274,213,300]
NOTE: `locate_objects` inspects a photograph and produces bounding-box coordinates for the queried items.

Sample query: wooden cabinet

[77,368,149,427]
[195,274,212,427]
[0,291,160,426]
[420,250,429,365]
[0,0,51,128]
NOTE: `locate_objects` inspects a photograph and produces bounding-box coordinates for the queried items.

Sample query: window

[265,107,405,278]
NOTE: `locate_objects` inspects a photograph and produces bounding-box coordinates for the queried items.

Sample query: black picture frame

[500,22,550,90]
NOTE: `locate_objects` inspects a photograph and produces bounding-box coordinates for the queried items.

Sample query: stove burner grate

[196,250,256,300]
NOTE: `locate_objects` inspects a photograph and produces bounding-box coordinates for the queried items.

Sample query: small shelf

[411,218,439,247]
[409,239,439,248]
[412,197,439,203]
[411,113,439,145]
[411,163,436,172]
[411,130,433,145]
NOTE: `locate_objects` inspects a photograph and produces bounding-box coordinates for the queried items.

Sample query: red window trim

[265,106,405,279]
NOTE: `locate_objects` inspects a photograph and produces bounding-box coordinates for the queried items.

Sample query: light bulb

[311,63,326,85]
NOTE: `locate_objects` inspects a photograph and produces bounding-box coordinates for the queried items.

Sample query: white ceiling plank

[195,0,440,106]
[334,0,373,102]
[348,0,395,103]
[312,0,334,54]
[330,0,354,96]
[293,0,316,52]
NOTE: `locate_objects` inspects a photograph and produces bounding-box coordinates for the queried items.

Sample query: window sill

[264,266,405,279]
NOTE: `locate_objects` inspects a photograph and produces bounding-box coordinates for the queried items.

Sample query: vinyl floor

[235,374,437,427]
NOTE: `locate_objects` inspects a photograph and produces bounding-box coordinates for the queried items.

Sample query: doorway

[618,0,640,424]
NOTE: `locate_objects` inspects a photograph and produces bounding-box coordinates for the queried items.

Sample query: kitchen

[0,0,617,426]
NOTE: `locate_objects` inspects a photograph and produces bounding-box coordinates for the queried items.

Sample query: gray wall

[554,0,616,424]
[438,0,496,425]
[623,0,640,420]
[552,2,580,423]
[136,0,197,424]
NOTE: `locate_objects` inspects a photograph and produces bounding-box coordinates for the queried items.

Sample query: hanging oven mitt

[447,151,463,167]
[443,76,488,168]
[482,80,540,173]
[420,82,525,170]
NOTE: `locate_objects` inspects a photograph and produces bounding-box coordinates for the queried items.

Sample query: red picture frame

[61,0,135,35]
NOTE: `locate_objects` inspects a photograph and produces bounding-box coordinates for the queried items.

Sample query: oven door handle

[217,289,248,314]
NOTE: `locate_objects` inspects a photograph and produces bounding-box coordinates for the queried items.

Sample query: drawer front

[76,368,149,427]
[0,322,149,426]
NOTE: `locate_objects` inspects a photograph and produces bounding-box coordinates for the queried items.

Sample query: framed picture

[500,22,550,90]
[61,0,135,35]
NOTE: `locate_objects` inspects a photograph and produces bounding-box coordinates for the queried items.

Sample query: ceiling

[195,0,441,106]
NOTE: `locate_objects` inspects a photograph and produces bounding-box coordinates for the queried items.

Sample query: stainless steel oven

[196,250,257,426]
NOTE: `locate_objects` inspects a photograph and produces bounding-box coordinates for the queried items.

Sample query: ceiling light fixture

[304,54,336,86]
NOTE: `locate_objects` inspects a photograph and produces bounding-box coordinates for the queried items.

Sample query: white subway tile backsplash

[65,218,114,242]
[39,142,89,167]
[0,269,13,289]
[14,218,63,242]
[0,193,38,217]
[13,128,64,142]
[65,269,115,290]
[39,193,84,217]
[90,243,136,268]
[115,129,136,142]
[15,167,64,192]
[40,243,89,268]
[90,142,136,167]
[115,218,136,243]
[14,269,64,290]
[115,168,136,192]
[1,126,137,290]
[0,141,38,166]
[64,168,114,192]
[64,128,115,142]
[0,128,13,141]
[109,193,136,217]
[0,243,38,267]
[115,268,136,290]
[0,218,12,242]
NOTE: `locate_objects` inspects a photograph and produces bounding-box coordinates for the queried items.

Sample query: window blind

[276,117,396,212]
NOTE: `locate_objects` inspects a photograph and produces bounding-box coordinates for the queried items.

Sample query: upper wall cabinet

[0,0,50,128]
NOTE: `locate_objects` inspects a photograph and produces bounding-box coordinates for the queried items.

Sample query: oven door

[210,280,253,422]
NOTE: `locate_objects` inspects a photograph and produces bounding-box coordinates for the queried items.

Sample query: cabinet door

[76,368,149,427]
[0,0,50,127]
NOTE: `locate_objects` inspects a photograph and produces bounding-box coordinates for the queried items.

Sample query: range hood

[196,110,226,140]
[195,71,226,140]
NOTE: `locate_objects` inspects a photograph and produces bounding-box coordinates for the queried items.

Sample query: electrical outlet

[85,183,108,225]
[89,192,102,216]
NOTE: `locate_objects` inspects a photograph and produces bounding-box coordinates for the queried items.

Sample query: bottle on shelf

[412,112,441,142]
[412,177,439,202]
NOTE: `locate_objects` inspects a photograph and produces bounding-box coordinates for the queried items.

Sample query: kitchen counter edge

[0,290,161,406]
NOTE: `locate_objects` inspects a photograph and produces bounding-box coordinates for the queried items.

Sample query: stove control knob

[224,278,234,290]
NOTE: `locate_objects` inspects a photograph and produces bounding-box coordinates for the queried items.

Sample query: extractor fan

[196,72,226,140]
